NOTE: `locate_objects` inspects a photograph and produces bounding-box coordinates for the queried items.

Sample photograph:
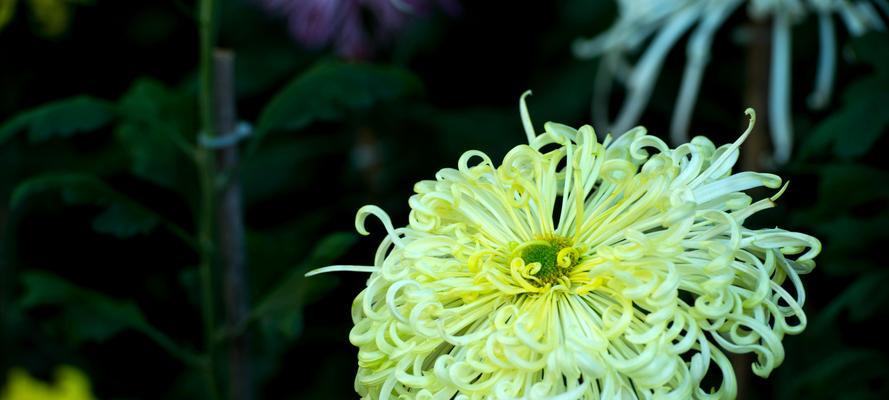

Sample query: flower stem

[199,0,215,139]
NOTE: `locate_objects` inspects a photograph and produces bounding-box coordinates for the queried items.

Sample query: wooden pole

[733,19,774,400]
[213,49,252,400]
[743,20,772,172]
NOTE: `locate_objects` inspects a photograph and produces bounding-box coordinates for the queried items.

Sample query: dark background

[1,0,888,399]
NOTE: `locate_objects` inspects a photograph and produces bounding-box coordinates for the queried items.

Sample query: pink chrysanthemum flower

[260,0,459,59]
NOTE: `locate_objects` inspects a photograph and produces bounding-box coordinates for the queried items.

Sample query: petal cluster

[573,0,888,164]
[315,95,820,399]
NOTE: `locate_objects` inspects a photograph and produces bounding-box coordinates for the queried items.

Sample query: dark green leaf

[19,271,201,365]
[21,273,145,342]
[807,214,889,267]
[423,106,521,160]
[802,164,889,216]
[116,79,195,190]
[115,123,186,189]
[118,79,187,120]
[799,33,889,161]
[11,173,159,238]
[818,164,889,200]
[251,61,422,151]
[241,137,343,204]
[813,214,889,256]
[234,40,308,97]
[529,61,598,126]
[799,90,889,159]
[251,232,358,338]
[815,272,889,329]
[247,213,331,292]
[778,350,889,399]
[304,231,359,267]
[92,203,160,238]
[846,32,889,77]
[0,96,114,145]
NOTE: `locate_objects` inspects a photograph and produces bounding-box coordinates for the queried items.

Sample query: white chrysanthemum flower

[310,93,821,399]
[573,0,888,164]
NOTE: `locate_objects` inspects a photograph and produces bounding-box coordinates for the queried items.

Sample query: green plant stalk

[197,0,221,398]
[199,0,215,138]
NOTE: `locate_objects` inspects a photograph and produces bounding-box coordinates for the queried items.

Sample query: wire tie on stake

[199,121,252,149]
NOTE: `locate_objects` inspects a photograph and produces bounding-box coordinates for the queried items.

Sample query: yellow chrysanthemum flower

[310,92,820,399]
[1,366,96,400]
[0,0,72,36]
[27,0,70,37]
[0,0,19,30]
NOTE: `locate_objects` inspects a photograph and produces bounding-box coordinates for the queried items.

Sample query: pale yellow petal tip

[355,205,402,247]
[520,90,536,144]
[354,205,376,235]
[741,107,757,138]
[771,180,790,202]
[306,265,377,277]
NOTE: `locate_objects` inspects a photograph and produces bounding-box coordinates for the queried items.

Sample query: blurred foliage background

[0,0,887,399]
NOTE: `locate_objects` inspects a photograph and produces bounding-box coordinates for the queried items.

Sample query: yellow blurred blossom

[1,366,96,400]
[0,0,73,37]
[28,0,69,36]
[0,0,18,30]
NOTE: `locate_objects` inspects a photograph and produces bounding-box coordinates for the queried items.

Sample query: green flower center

[519,237,579,283]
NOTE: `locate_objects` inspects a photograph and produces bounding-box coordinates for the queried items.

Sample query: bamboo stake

[213,49,253,400]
